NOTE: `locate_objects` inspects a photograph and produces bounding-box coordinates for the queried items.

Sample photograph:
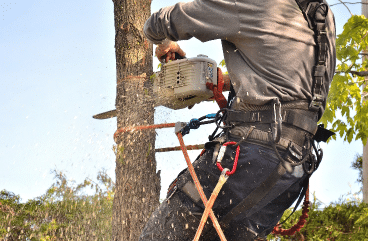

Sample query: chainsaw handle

[174,52,186,60]
[160,52,186,63]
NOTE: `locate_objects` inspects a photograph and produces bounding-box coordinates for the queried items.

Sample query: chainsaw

[153,54,217,110]
[93,55,218,119]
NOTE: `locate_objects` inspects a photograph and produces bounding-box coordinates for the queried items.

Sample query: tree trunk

[111,0,161,240]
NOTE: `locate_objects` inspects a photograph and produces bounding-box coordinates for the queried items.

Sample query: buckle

[288,143,302,161]
[309,95,323,112]
[305,2,328,28]
[271,99,282,143]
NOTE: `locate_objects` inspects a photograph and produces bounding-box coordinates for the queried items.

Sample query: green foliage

[320,15,368,145]
[0,170,114,240]
[219,59,226,68]
[218,59,229,75]
[1,170,367,240]
[268,195,368,240]
[351,153,363,185]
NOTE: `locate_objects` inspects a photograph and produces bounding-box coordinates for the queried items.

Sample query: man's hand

[155,39,186,63]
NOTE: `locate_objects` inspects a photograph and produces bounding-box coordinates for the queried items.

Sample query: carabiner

[216,142,240,176]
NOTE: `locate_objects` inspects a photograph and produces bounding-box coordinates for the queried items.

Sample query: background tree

[0,170,114,241]
[319,11,368,203]
[320,14,368,144]
[111,0,161,240]
[352,154,363,185]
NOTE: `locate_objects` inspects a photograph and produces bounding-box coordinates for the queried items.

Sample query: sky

[0,0,365,206]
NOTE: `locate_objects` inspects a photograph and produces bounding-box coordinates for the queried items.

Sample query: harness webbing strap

[295,0,323,26]
[226,109,318,134]
[230,126,305,152]
[295,0,329,116]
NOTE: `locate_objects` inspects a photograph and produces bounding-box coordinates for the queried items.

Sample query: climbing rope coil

[113,68,311,240]
[272,190,310,237]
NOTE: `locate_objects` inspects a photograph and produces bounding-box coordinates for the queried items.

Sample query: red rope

[155,144,205,153]
[272,186,310,236]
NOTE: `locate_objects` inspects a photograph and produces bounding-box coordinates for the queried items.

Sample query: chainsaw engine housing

[153,55,217,109]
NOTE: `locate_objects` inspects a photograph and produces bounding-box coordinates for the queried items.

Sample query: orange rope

[193,172,228,241]
[114,123,175,140]
[113,122,228,239]
[176,133,227,241]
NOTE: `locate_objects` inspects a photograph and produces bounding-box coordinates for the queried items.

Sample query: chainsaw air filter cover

[153,55,217,110]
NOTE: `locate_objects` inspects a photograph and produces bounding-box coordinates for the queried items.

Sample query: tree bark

[111,0,161,240]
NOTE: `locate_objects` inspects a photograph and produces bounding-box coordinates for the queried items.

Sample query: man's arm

[143,0,239,44]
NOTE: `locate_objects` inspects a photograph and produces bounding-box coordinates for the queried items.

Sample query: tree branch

[337,0,353,16]
[335,70,368,76]
[350,71,368,76]
[330,2,368,7]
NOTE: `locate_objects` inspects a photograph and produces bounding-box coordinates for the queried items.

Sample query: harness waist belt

[226,109,318,135]
[229,126,304,155]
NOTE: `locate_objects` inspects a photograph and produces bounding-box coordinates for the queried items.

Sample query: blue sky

[0,0,364,205]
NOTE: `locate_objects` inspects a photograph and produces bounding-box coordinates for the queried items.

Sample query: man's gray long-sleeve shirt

[143,0,336,115]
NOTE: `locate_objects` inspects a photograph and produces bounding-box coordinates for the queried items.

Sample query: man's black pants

[139,139,308,241]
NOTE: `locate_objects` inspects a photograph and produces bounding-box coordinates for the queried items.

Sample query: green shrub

[0,170,114,241]
[268,195,368,240]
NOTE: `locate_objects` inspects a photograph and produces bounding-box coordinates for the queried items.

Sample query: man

[140,0,336,240]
